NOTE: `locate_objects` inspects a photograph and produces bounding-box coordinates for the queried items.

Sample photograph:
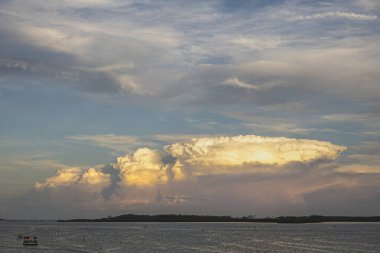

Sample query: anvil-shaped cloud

[166,135,346,168]
[34,135,347,211]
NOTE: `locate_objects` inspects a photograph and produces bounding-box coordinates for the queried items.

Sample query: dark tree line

[58,214,380,223]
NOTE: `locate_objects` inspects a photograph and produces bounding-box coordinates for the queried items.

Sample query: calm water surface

[0,221,379,252]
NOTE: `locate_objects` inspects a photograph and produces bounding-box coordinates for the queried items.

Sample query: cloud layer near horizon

[33,135,350,214]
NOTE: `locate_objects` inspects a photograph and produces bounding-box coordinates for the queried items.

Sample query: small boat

[18,234,23,239]
[23,236,38,246]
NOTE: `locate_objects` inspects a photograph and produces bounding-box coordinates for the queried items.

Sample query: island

[58,214,380,223]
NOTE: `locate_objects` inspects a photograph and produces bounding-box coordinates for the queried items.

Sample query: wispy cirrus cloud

[152,134,213,143]
[291,11,378,21]
[66,134,138,151]
[1,0,379,108]
[0,0,183,95]
[354,0,380,10]
[321,113,380,123]
[223,78,260,90]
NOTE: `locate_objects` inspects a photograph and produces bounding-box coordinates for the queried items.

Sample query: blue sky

[0,0,379,219]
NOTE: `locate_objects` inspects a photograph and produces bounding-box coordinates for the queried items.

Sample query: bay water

[0,221,379,252]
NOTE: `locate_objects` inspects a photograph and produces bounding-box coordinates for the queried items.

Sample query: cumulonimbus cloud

[35,167,111,190]
[165,135,346,167]
[116,148,171,187]
[29,135,378,217]
[35,135,346,200]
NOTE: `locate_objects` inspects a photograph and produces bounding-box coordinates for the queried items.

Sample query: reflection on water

[0,221,379,252]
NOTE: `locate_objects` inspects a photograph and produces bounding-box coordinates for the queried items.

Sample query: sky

[0,0,379,219]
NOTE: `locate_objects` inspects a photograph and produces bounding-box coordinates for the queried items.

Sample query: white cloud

[165,135,347,175]
[115,148,170,187]
[30,134,380,215]
[34,166,112,211]
[35,167,111,190]
[116,75,146,95]
[35,167,82,189]
[292,11,377,21]
[80,168,112,188]
[223,78,259,90]
[17,25,92,54]
[37,135,348,192]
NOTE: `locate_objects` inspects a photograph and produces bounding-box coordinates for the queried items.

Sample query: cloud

[57,0,117,7]
[321,113,379,122]
[223,78,259,90]
[229,36,283,50]
[292,11,378,21]
[66,134,138,151]
[0,0,182,95]
[0,58,33,72]
[35,166,111,190]
[343,141,380,169]
[320,113,380,129]
[6,158,67,172]
[335,164,380,174]
[1,0,379,112]
[17,25,92,55]
[32,134,350,214]
[34,166,112,211]
[80,168,112,187]
[183,45,380,116]
[153,134,213,143]
[35,167,82,189]
[8,134,377,218]
[319,113,380,137]
[2,0,380,218]
[165,135,346,172]
[354,0,380,10]
[115,148,170,187]
[221,111,342,136]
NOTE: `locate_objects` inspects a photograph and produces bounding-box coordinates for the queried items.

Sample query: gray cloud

[1,0,379,106]
[0,0,183,95]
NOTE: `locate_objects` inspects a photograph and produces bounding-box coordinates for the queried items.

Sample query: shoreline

[56,214,380,224]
